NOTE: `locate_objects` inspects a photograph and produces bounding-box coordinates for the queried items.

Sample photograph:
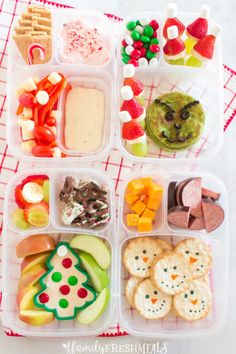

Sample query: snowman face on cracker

[175,238,212,279]
[123,237,163,278]
[134,279,172,320]
[151,252,192,295]
[174,279,212,321]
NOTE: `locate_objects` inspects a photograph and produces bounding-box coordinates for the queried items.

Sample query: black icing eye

[190,290,194,295]
[164,268,168,272]
[154,253,157,256]
[143,250,147,254]
[181,110,190,120]
[135,256,139,260]
[185,250,189,254]
[184,294,188,299]
[196,252,199,256]
[145,294,150,299]
[154,290,158,295]
[173,266,177,270]
[165,111,174,121]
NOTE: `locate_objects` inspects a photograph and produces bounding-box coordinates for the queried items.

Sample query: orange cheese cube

[127,179,145,195]
[147,198,161,211]
[125,193,139,205]
[131,200,146,215]
[142,208,156,221]
[148,183,164,200]
[140,177,153,193]
[126,213,139,227]
[138,217,152,232]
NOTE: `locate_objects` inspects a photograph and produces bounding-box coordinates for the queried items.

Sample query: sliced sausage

[202,187,220,201]
[189,216,205,230]
[181,177,203,218]
[168,206,190,229]
[168,181,177,209]
[175,178,192,206]
[202,198,225,233]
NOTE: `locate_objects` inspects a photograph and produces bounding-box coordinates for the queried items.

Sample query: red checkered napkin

[0,0,236,338]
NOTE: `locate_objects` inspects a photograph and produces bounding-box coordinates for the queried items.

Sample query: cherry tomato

[45,116,56,127]
[19,93,37,108]
[34,126,55,145]
[32,145,53,157]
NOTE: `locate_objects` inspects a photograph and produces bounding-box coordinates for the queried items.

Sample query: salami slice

[202,187,220,201]
[168,206,190,229]
[181,177,203,218]
[189,216,205,230]
[202,198,225,233]
[168,181,177,209]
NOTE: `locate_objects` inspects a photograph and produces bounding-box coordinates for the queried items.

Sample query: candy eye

[185,250,189,254]
[154,290,158,295]
[135,256,139,260]
[195,252,199,256]
[184,294,188,299]
[190,290,194,295]
[164,268,168,272]
[143,250,147,254]
[181,110,190,120]
[165,111,174,121]
[145,294,150,299]
[173,266,177,270]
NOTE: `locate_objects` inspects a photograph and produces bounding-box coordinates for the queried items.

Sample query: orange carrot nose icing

[191,299,198,305]
[151,298,157,304]
[190,257,197,263]
[142,257,149,263]
[171,274,178,280]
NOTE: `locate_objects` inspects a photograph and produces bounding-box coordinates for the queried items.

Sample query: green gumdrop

[12,208,30,230]
[143,25,154,37]
[185,37,197,55]
[150,38,159,45]
[122,55,130,64]
[43,180,50,203]
[146,49,156,59]
[186,56,203,67]
[168,58,185,66]
[127,21,136,31]
[131,30,141,41]
[141,35,150,43]
[130,142,148,157]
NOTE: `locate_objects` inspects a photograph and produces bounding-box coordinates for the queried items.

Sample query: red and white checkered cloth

[0,0,236,338]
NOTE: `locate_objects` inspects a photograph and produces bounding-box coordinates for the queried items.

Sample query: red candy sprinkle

[133,40,143,49]
[149,19,159,30]
[140,47,147,57]
[77,288,88,298]
[150,44,160,53]
[130,49,141,59]
[128,58,139,67]
[39,293,49,303]
[152,30,158,38]
[60,285,70,295]
[122,39,127,47]
[62,258,72,269]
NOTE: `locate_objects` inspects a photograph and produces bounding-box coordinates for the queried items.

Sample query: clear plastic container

[117,170,229,338]
[117,12,223,163]
[6,10,115,162]
[1,168,116,337]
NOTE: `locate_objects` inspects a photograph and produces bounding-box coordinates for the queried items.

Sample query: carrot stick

[16,104,23,115]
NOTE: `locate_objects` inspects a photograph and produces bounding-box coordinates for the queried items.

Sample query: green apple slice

[76,288,110,324]
[43,180,50,203]
[79,252,109,293]
[70,235,111,270]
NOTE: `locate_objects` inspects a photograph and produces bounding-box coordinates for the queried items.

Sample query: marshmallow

[167,25,178,40]
[36,90,49,105]
[52,147,62,158]
[48,72,62,85]
[22,107,33,119]
[121,86,133,100]
[119,111,132,123]
[21,120,35,141]
[123,64,135,78]
[20,140,37,153]
[49,110,62,120]
[166,3,178,18]
[21,78,37,92]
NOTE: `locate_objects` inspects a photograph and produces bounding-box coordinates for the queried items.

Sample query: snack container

[6,10,115,162]
[117,12,223,163]
[118,170,229,338]
[1,168,116,337]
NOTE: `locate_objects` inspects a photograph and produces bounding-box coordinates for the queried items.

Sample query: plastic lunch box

[2,7,229,339]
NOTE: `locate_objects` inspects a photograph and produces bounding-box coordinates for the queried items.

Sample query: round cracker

[156,238,173,252]
[125,276,143,307]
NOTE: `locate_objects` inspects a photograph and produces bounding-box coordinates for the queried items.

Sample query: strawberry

[122,120,145,140]
[123,78,144,97]
[193,35,216,60]
[14,184,30,208]
[21,175,49,187]
[24,201,49,221]
[163,18,185,40]
[120,98,144,120]
[186,18,208,40]
[163,38,185,56]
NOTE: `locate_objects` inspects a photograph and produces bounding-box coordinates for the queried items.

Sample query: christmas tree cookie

[34,242,96,320]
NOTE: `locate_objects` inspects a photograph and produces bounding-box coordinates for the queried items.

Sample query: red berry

[19,93,37,108]
[140,47,147,57]
[149,44,160,53]
[152,30,157,38]
[122,39,127,47]
[21,175,48,187]
[45,116,56,127]
[133,40,143,49]
[77,288,88,298]
[130,49,141,59]
[62,258,72,269]
[39,293,49,303]
[32,145,53,157]
[128,58,139,67]
[149,19,159,30]
[14,184,30,208]
[60,285,70,295]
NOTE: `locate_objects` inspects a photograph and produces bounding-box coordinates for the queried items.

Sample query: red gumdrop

[130,49,141,59]
[152,30,158,38]
[128,58,139,67]
[149,19,159,30]
[133,40,143,49]
[150,44,160,53]
[140,47,147,57]
[62,258,72,269]
[19,93,37,108]
[60,285,70,295]
[39,293,49,303]
[122,39,127,47]
[77,288,88,298]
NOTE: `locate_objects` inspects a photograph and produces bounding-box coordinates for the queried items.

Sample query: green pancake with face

[146,92,205,151]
